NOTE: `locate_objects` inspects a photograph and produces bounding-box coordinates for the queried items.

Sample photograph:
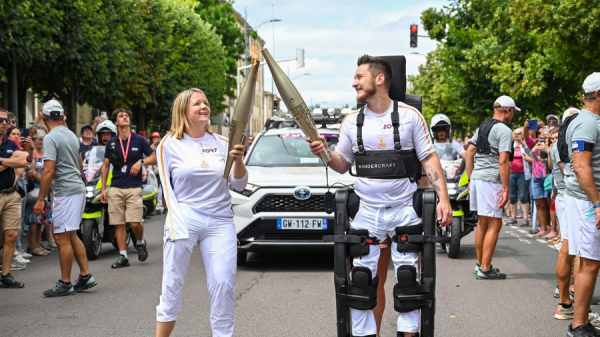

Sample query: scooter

[79,146,157,260]
[437,159,477,258]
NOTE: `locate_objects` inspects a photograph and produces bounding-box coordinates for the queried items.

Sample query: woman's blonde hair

[169,88,212,139]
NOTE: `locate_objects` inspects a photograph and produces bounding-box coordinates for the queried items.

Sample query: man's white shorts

[470,179,503,218]
[52,193,85,234]
[555,195,568,241]
[564,194,600,260]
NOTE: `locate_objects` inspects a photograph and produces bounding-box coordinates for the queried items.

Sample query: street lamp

[292,73,310,80]
[251,19,281,31]
[411,52,427,57]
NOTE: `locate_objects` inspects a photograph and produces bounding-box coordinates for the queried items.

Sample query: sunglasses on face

[0,118,9,124]
[10,120,16,125]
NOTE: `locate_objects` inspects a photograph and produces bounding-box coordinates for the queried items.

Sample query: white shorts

[564,195,600,260]
[555,195,568,241]
[470,180,503,218]
[349,202,421,335]
[52,193,85,234]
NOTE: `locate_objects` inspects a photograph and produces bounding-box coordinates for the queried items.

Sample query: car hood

[245,166,355,187]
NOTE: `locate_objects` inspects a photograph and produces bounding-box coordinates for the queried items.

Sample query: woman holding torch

[155,88,248,337]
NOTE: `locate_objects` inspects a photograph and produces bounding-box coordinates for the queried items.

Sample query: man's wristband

[588,204,600,218]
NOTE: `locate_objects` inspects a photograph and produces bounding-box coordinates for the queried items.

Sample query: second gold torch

[223,59,259,179]
[262,49,331,164]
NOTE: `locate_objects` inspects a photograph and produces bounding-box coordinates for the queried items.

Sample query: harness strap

[356,101,400,153]
[393,234,450,244]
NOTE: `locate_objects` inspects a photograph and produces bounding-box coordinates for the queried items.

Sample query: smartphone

[101,111,107,118]
[543,125,549,133]
[527,119,539,131]
[20,128,29,138]
[29,121,35,127]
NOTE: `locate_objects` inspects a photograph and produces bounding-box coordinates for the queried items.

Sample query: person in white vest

[155,88,248,337]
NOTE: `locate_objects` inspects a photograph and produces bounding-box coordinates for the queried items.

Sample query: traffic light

[273,94,280,111]
[410,24,418,48]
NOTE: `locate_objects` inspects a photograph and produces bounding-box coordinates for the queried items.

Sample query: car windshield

[247,132,339,167]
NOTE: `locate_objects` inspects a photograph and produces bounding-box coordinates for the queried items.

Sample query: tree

[193,0,245,101]
[409,0,599,134]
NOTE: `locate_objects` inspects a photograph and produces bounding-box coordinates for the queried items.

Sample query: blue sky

[232,0,450,107]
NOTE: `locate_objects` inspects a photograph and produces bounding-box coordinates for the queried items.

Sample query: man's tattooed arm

[425,164,442,192]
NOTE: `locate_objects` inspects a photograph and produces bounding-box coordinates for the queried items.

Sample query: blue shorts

[531,176,549,200]
[509,172,530,204]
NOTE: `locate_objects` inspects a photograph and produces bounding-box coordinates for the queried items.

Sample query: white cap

[582,72,600,94]
[42,100,64,118]
[494,95,521,111]
[546,114,559,122]
[562,107,580,122]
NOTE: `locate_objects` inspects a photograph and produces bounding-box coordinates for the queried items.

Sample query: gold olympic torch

[223,59,259,179]
[262,49,331,164]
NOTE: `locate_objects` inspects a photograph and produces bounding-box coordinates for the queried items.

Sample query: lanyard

[119,133,131,162]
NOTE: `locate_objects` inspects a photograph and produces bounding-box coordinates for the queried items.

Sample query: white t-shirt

[162,132,248,218]
[433,140,465,160]
[336,101,435,207]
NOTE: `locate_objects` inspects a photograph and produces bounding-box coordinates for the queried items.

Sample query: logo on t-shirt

[132,147,138,151]
[377,137,387,149]
[380,123,402,133]
[202,147,219,154]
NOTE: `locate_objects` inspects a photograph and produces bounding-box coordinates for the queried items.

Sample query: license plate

[277,218,328,230]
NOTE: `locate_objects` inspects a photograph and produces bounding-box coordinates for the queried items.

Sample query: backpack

[475,118,514,161]
[557,114,579,164]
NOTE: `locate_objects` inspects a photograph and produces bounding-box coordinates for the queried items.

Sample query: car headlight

[86,186,94,192]
[447,183,457,189]
[86,191,94,198]
[232,183,260,197]
[448,188,457,195]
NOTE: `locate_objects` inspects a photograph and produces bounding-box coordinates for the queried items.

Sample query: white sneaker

[9,260,27,270]
[589,312,600,328]
[13,255,30,264]
[18,250,32,259]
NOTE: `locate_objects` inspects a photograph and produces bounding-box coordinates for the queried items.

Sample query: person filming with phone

[524,119,552,238]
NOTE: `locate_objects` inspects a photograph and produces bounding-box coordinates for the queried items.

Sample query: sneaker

[136,240,148,262]
[476,267,507,280]
[47,241,58,249]
[43,280,75,297]
[0,273,24,288]
[18,249,32,259]
[73,274,97,292]
[555,303,575,320]
[567,323,600,336]
[13,254,30,264]
[473,263,500,275]
[9,261,26,271]
[111,255,130,269]
[505,219,517,226]
[589,312,600,328]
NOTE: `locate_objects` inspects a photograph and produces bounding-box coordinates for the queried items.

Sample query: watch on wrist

[0,157,4,164]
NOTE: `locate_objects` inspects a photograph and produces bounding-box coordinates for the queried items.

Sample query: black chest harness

[353,101,421,182]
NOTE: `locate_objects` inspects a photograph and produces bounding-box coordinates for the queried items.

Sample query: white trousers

[156,184,164,210]
[349,202,421,336]
[156,203,237,337]
[555,195,567,241]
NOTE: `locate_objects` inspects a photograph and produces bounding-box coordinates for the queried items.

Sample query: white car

[231,112,355,265]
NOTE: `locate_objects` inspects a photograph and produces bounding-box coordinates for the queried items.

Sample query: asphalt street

[1,214,598,337]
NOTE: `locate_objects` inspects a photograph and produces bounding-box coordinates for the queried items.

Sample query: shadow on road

[240,252,334,271]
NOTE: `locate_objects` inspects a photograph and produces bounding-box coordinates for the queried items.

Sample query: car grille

[260,233,326,241]
[254,194,325,213]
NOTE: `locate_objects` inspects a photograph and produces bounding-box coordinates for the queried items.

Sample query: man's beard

[356,81,376,104]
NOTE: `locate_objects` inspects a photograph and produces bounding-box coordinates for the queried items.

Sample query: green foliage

[194,0,245,100]
[0,0,232,130]
[410,0,600,135]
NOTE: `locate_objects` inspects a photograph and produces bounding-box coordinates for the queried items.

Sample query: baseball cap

[494,95,521,111]
[562,107,580,122]
[42,100,64,118]
[81,125,93,133]
[582,72,600,94]
[151,132,160,138]
[546,114,559,122]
